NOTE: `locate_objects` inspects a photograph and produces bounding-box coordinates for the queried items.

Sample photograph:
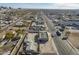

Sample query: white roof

[26,33,37,51]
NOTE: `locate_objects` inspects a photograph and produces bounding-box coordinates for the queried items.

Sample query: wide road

[41,12,79,55]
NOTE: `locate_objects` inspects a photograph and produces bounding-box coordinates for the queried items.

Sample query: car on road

[51,33,54,37]
[56,31,61,36]
[59,28,64,32]
[62,36,68,40]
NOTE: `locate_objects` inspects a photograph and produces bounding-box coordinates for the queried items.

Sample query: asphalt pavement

[42,12,79,55]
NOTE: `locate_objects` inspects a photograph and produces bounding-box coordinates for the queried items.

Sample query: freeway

[41,12,79,55]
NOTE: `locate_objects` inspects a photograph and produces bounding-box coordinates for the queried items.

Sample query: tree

[5,32,15,40]
[16,29,24,34]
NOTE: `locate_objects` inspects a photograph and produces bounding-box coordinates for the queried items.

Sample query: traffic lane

[42,14,79,55]
[48,23,78,54]
[53,35,77,55]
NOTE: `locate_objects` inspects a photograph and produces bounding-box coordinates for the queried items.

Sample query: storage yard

[67,30,79,49]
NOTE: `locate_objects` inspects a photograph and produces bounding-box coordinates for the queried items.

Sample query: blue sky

[0,3,79,9]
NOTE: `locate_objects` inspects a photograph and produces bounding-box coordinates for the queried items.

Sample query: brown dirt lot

[40,32,57,55]
[67,30,79,49]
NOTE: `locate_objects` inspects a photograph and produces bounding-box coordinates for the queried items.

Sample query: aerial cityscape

[0,3,79,55]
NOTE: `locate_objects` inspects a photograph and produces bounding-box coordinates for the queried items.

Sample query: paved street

[42,12,79,55]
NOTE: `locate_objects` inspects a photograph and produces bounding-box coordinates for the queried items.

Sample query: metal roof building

[37,32,48,43]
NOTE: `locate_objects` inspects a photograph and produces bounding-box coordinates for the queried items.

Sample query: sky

[0,3,79,9]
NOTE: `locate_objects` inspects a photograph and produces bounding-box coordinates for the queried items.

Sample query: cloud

[50,3,79,9]
[0,3,79,9]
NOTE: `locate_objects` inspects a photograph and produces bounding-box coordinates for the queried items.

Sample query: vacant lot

[67,30,79,49]
[40,32,57,55]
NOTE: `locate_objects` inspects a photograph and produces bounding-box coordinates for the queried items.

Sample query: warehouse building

[37,32,48,44]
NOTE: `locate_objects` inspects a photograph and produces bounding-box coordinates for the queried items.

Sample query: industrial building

[37,32,48,44]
